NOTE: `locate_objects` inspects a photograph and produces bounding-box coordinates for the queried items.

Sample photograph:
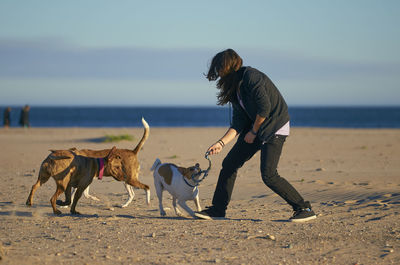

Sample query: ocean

[1,106,400,128]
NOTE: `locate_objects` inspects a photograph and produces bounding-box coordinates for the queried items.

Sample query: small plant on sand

[103,134,134,143]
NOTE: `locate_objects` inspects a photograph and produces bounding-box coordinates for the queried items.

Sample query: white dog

[151,158,206,218]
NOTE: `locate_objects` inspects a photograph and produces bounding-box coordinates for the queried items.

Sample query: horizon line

[1,104,399,108]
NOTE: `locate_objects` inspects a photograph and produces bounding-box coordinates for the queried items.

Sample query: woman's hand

[207,127,238,155]
[207,141,223,155]
[244,131,256,144]
[244,115,265,144]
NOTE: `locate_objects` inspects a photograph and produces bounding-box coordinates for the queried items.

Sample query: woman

[195,49,316,222]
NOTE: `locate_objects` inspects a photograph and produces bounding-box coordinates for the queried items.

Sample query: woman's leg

[211,136,260,213]
[260,135,311,211]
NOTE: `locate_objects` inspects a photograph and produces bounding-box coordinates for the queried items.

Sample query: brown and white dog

[26,147,125,215]
[150,158,203,218]
[57,118,150,208]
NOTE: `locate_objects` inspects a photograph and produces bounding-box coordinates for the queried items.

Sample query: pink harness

[98,158,105,180]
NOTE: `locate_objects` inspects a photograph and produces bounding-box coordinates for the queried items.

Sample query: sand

[0,126,399,264]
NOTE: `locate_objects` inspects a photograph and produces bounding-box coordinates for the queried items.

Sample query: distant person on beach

[195,49,316,222]
[19,105,30,128]
[3,107,11,128]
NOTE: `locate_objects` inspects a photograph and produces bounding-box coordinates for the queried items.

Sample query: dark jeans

[212,134,311,213]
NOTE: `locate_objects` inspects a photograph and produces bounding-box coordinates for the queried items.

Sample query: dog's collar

[97,158,105,180]
[183,175,197,188]
[183,152,212,188]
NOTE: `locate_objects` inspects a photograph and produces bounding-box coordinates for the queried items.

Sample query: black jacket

[230,66,290,142]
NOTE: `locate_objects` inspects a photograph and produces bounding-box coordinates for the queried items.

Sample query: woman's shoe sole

[195,212,227,220]
[290,215,317,223]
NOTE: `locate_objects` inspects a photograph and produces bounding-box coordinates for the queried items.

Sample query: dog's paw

[54,209,62,215]
[160,210,167,216]
[121,201,132,208]
[87,195,100,201]
[70,211,81,215]
[175,210,184,217]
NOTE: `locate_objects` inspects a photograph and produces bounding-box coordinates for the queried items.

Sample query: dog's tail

[133,117,150,154]
[48,150,74,160]
[150,158,161,172]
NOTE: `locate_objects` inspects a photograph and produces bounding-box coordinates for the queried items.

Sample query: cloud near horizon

[1,38,398,82]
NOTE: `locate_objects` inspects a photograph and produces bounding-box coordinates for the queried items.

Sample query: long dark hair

[206,49,243,105]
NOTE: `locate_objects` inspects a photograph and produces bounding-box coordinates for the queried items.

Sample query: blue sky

[0,0,399,106]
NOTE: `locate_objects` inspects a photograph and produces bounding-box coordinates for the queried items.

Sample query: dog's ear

[177,167,190,178]
[105,146,114,160]
[106,146,121,160]
[108,146,117,156]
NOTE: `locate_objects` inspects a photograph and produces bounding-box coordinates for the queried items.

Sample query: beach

[0,127,399,264]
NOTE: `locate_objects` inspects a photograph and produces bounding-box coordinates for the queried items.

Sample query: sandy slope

[0,127,399,264]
